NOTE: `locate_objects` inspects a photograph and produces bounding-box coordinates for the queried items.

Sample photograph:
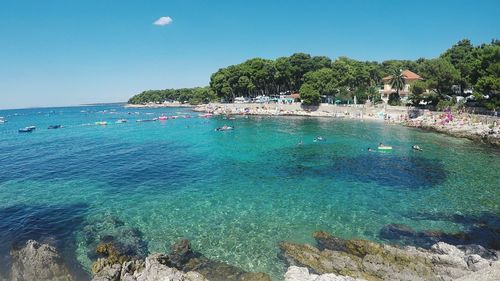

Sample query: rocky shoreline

[3,227,499,281]
[404,113,500,147]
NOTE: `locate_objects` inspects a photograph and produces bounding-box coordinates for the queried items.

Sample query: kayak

[158,116,168,121]
[378,146,393,150]
[95,121,108,125]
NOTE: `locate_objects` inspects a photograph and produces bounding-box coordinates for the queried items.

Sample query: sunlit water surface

[0,105,498,280]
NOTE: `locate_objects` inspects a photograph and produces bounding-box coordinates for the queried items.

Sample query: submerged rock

[279,231,499,281]
[379,221,500,250]
[92,239,271,281]
[92,242,133,274]
[164,240,271,281]
[82,214,148,262]
[10,240,75,281]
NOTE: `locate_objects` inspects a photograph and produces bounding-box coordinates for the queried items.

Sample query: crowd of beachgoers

[404,111,500,147]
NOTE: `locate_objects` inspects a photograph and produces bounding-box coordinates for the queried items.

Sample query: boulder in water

[10,240,75,281]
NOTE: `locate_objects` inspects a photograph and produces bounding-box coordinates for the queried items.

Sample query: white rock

[466,254,491,272]
[10,240,74,281]
[284,266,365,281]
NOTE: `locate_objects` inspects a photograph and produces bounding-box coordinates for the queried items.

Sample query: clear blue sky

[0,0,498,109]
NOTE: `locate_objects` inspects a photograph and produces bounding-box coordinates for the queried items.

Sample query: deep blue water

[0,105,499,280]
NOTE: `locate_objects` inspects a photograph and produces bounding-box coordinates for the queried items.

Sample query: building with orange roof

[380,70,423,102]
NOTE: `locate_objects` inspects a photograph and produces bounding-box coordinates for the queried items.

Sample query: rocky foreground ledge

[91,239,271,281]
[3,232,499,281]
[279,231,500,281]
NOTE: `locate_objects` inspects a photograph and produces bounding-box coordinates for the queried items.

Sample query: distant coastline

[0,102,126,111]
[124,102,194,108]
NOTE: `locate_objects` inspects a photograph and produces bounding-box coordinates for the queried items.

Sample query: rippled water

[0,105,499,280]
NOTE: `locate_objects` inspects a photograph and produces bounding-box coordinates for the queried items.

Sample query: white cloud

[153,16,173,26]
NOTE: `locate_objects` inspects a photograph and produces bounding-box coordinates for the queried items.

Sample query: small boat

[95,121,108,125]
[199,113,213,118]
[48,125,62,129]
[116,119,128,123]
[158,116,168,121]
[215,125,233,131]
[19,126,36,133]
[136,119,158,122]
[378,146,393,150]
[183,115,191,119]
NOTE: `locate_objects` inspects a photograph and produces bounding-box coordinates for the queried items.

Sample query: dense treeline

[129,39,499,110]
[128,87,216,105]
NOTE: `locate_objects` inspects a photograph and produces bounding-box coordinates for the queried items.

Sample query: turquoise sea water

[0,105,499,280]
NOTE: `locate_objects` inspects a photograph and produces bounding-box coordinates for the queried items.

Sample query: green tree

[331,58,355,88]
[441,39,479,92]
[408,80,427,105]
[302,68,338,97]
[336,87,352,103]
[299,83,321,105]
[388,69,405,105]
[366,86,381,103]
[353,87,369,104]
[419,58,461,95]
[476,76,500,110]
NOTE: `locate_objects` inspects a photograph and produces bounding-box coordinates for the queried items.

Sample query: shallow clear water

[0,105,499,280]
